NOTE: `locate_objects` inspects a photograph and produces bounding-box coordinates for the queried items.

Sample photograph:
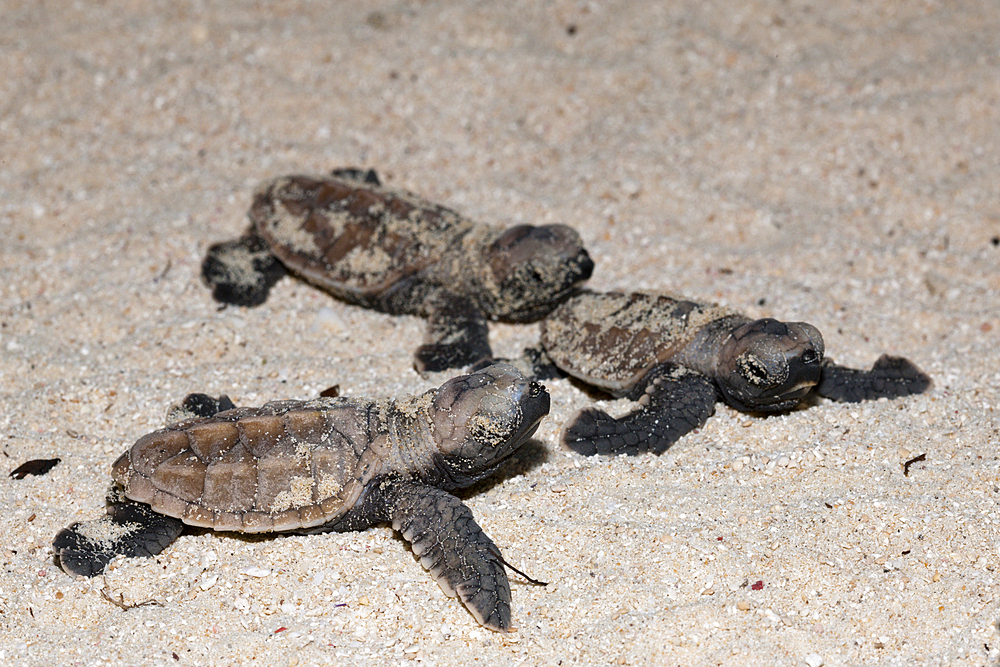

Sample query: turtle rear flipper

[329,167,381,185]
[415,296,492,373]
[166,393,236,423]
[202,231,287,307]
[816,355,931,403]
[53,499,184,577]
[562,364,717,456]
[387,482,512,632]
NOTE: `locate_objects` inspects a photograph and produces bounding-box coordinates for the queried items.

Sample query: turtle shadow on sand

[456,437,549,499]
[201,168,594,373]
[53,363,550,632]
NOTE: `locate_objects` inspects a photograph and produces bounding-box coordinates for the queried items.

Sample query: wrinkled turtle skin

[202,168,594,372]
[53,364,550,632]
[534,290,931,456]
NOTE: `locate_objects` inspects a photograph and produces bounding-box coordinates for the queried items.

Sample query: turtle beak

[512,381,550,447]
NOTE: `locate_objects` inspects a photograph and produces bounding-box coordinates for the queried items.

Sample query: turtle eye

[739,354,770,385]
[800,349,820,364]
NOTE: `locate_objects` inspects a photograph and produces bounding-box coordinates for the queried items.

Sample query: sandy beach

[2,1,999,665]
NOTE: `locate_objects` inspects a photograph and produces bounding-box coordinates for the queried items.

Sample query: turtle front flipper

[53,489,184,577]
[201,230,287,307]
[386,482,512,632]
[815,355,931,403]
[415,295,492,373]
[562,364,717,456]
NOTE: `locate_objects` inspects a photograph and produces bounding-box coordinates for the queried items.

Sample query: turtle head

[430,363,550,487]
[715,318,824,413]
[482,224,594,322]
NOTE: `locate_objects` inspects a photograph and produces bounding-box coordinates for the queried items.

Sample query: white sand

[2,1,998,665]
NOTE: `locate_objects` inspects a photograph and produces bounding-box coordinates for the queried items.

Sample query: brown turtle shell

[111,398,384,534]
[249,174,480,302]
[540,291,737,392]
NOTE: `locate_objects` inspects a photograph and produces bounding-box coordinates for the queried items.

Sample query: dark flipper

[53,493,184,577]
[166,393,236,423]
[387,483,512,632]
[563,364,718,456]
[415,296,492,373]
[330,167,381,186]
[518,345,564,381]
[201,231,287,307]
[816,355,931,403]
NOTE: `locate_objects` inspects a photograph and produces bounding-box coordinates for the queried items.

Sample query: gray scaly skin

[522,290,931,456]
[201,168,594,372]
[52,364,550,632]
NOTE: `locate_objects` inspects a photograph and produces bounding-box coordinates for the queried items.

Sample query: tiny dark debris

[901,549,911,555]
[991,236,999,246]
[751,580,764,591]
[566,24,577,36]
[9,458,60,479]
[172,652,180,661]
[824,502,833,509]
[903,453,926,476]
[320,384,341,398]
[101,587,163,610]
[499,555,547,586]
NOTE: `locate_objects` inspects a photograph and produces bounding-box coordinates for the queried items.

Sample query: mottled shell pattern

[112,396,405,534]
[250,174,486,308]
[541,291,747,392]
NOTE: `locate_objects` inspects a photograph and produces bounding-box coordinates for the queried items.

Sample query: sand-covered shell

[541,291,736,392]
[111,398,380,534]
[249,173,478,303]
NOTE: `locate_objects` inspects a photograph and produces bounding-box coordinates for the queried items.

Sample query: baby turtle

[202,168,594,372]
[533,290,931,455]
[53,364,550,631]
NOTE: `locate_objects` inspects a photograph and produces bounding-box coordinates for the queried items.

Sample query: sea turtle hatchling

[52,364,550,631]
[201,168,594,372]
[531,290,931,455]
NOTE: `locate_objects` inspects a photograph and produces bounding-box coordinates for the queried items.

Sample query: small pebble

[241,566,271,578]
[803,653,824,667]
[314,307,346,333]
[736,601,750,611]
